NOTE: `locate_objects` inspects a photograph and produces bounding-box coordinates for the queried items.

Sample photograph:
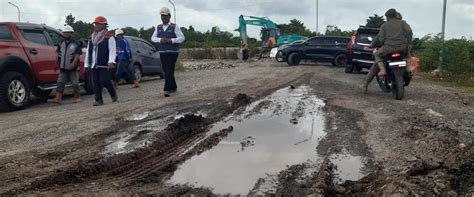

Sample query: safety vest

[59,40,81,71]
[157,24,180,53]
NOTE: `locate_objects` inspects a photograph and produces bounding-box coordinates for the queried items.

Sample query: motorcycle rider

[363,8,413,93]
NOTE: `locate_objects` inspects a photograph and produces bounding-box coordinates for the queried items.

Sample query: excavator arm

[238,15,280,48]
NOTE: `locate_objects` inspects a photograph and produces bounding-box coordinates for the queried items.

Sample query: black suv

[346,27,380,73]
[277,36,350,66]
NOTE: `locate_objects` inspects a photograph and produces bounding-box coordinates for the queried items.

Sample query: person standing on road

[363,9,412,93]
[114,29,139,89]
[84,16,118,106]
[48,25,82,104]
[151,7,185,97]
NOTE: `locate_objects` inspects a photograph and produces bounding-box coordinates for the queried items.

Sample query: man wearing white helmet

[114,29,139,88]
[151,6,185,97]
[48,25,82,104]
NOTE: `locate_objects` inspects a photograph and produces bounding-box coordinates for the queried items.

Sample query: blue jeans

[115,60,136,83]
[91,68,117,102]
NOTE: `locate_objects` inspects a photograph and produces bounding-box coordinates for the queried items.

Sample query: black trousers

[160,53,179,91]
[91,68,117,102]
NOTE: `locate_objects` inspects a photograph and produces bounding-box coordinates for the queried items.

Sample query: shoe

[132,80,140,88]
[73,93,81,103]
[47,92,63,104]
[111,95,118,102]
[93,101,104,106]
[164,91,170,97]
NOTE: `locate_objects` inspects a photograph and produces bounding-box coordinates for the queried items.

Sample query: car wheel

[158,71,164,79]
[288,53,301,66]
[276,56,284,62]
[276,52,284,62]
[333,54,348,67]
[31,87,52,100]
[0,72,30,111]
[134,64,142,81]
[84,69,94,95]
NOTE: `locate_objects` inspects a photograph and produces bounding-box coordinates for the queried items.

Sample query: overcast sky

[1,0,473,39]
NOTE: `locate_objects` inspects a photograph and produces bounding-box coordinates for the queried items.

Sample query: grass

[175,60,187,72]
[417,72,474,94]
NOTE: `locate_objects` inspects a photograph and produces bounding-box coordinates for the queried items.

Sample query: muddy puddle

[103,111,208,156]
[167,86,336,194]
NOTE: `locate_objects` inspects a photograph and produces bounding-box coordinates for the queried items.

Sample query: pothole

[167,86,327,194]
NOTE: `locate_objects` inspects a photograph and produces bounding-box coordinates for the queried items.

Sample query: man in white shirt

[84,16,118,106]
[151,6,185,97]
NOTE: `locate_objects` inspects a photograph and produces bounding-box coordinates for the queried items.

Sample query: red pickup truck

[0,22,93,111]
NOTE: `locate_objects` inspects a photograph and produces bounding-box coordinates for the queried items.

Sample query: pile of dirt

[184,61,239,70]
[4,114,211,195]
[231,93,252,110]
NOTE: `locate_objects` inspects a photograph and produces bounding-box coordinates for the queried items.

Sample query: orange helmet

[93,16,108,25]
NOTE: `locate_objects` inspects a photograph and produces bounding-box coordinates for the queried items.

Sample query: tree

[366,14,385,28]
[65,13,75,26]
[121,27,139,37]
[325,25,355,37]
[138,27,155,42]
[278,19,315,37]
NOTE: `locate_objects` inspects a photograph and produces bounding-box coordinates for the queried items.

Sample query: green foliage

[64,13,94,41]
[121,27,139,37]
[180,25,240,48]
[278,19,316,37]
[366,14,385,28]
[175,59,186,71]
[417,34,474,83]
[324,25,355,37]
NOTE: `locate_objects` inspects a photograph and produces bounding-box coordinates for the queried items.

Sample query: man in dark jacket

[363,9,413,92]
[114,29,139,88]
[84,16,118,106]
[48,25,82,104]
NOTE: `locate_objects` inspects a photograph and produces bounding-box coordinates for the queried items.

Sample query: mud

[1,62,472,196]
[168,86,327,195]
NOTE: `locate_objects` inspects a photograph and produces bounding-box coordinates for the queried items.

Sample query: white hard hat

[160,7,171,15]
[62,25,74,33]
[115,29,124,35]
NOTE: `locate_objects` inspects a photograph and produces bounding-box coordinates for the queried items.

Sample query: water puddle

[330,152,364,183]
[168,86,327,194]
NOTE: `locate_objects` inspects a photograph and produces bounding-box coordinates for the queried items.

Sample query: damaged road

[0,60,472,196]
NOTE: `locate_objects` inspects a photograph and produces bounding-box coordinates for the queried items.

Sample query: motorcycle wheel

[392,68,405,100]
[376,75,391,93]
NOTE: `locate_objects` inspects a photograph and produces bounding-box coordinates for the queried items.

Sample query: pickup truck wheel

[333,54,348,67]
[31,87,52,99]
[0,72,30,111]
[84,69,94,95]
[288,53,301,66]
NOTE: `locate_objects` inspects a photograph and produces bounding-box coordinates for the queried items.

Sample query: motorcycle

[374,50,413,100]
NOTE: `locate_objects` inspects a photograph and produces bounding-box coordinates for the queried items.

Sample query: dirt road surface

[0,60,472,196]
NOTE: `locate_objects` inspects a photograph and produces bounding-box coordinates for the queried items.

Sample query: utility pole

[169,0,176,23]
[316,0,319,35]
[8,2,20,22]
[439,0,447,71]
